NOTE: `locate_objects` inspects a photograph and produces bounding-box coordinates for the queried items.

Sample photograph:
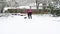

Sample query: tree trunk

[36,0,39,14]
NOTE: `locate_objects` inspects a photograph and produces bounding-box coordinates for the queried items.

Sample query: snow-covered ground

[0,14,60,34]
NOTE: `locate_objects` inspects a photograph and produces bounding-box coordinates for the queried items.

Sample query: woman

[27,6,32,19]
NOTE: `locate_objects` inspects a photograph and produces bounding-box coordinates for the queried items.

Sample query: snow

[28,3,36,6]
[0,14,60,34]
[18,6,30,9]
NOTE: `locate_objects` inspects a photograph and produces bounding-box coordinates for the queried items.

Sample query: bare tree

[52,0,59,4]
[0,0,7,13]
[36,0,40,13]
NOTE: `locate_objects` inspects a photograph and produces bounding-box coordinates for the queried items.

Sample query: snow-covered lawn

[0,14,60,34]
